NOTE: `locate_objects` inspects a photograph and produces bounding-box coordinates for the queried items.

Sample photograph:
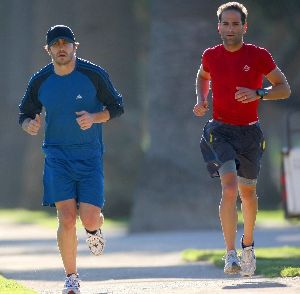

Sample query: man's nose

[227,25,234,32]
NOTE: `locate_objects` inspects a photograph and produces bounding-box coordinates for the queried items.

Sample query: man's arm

[19,79,43,135]
[262,67,291,100]
[76,70,124,130]
[235,67,291,103]
[22,115,41,135]
[97,71,124,120]
[75,110,110,131]
[193,64,211,117]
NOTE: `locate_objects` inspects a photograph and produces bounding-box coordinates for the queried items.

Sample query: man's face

[48,39,76,65]
[218,10,247,47]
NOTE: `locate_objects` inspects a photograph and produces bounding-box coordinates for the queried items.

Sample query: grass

[0,275,37,294]
[0,208,128,230]
[0,208,296,229]
[238,209,300,226]
[182,246,300,277]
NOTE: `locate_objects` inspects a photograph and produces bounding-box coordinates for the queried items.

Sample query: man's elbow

[118,105,124,117]
[107,104,124,120]
[284,84,292,99]
[287,86,292,98]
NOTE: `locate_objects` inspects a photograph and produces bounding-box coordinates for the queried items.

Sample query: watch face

[257,89,264,96]
[257,89,268,97]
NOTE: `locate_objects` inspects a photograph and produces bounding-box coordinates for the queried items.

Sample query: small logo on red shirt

[243,65,250,72]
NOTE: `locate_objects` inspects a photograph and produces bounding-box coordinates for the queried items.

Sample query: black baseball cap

[46,25,75,47]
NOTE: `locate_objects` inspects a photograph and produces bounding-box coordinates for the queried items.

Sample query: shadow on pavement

[3,263,224,281]
[223,280,287,289]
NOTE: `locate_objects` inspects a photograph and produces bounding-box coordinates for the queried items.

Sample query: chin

[56,59,72,66]
[224,40,239,46]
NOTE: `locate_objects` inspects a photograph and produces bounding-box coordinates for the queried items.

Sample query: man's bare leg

[56,199,78,275]
[79,203,105,256]
[239,183,258,246]
[79,202,104,231]
[219,172,239,251]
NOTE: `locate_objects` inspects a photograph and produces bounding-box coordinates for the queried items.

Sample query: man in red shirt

[194,2,291,276]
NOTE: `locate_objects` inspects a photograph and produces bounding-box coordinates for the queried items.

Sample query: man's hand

[76,111,95,130]
[193,100,209,117]
[23,114,41,135]
[235,87,259,103]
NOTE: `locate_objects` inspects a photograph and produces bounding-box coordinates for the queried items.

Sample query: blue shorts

[200,119,266,179]
[43,156,104,208]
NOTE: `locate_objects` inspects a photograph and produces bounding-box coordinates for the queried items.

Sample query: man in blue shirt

[19,25,124,294]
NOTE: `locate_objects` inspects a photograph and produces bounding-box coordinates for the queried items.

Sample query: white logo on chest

[76,94,83,100]
[243,65,250,72]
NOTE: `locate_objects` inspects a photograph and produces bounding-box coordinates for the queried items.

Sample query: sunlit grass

[0,208,128,230]
[182,246,300,277]
[238,209,300,226]
[0,275,37,293]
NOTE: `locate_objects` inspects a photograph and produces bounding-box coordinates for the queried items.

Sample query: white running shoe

[86,229,105,256]
[223,250,241,274]
[240,246,256,276]
[62,273,80,294]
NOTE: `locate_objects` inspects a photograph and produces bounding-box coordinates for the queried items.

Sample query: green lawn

[0,208,128,230]
[0,275,37,294]
[182,246,300,277]
[238,209,300,226]
[183,207,300,277]
[1,208,296,229]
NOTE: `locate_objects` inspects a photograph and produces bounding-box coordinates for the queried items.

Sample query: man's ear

[43,45,51,56]
[243,23,248,34]
[217,23,220,33]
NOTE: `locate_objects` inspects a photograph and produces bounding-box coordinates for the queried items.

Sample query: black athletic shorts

[200,119,266,179]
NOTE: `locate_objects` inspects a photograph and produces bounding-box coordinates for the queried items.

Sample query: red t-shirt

[202,43,276,125]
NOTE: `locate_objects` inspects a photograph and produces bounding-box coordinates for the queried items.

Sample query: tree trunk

[130,0,221,231]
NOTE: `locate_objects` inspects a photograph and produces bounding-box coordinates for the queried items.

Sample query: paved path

[0,221,299,293]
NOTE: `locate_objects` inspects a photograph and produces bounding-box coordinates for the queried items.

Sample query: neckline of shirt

[222,43,245,55]
[51,58,78,78]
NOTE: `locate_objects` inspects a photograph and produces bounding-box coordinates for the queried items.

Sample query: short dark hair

[217,2,248,25]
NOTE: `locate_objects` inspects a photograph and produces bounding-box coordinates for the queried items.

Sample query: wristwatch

[256,88,268,100]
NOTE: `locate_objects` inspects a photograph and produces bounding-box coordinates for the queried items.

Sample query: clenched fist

[76,111,95,130]
[193,100,209,117]
[23,114,41,135]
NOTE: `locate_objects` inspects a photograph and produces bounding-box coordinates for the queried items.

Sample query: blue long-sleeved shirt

[19,58,124,159]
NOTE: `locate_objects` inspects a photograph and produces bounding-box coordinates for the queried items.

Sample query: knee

[58,210,77,230]
[81,211,103,229]
[240,190,257,203]
[222,181,238,200]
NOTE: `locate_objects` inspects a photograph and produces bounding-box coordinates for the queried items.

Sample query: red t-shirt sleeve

[202,49,210,73]
[256,47,276,75]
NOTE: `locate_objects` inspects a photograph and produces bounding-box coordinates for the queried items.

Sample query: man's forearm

[263,83,291,100]
[92,109,110,123]
[196,75,210,103]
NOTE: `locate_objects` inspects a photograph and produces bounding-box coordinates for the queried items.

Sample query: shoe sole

[240,263,256,277]
[62,289,80,294]
[240,271,255,277]
[224,263,241,274]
